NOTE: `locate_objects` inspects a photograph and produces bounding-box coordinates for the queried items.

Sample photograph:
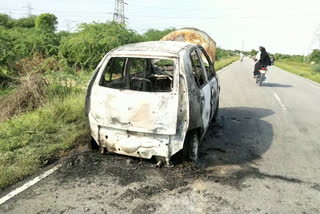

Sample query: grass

[275,60,320,84]
[215,56,239,71]
[0,87,15,97]
[0,71,92,190]
[0,94,89,189]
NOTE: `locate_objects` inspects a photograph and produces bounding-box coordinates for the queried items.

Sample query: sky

[1,0,320,55]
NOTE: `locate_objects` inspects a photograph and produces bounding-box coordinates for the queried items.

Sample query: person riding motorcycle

[253,46,271,78]
[240,52,244,62]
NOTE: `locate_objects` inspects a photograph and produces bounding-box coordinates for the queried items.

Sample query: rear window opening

[99,57,175,92]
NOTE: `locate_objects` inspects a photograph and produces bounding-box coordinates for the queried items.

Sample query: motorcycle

[256,66,267,86]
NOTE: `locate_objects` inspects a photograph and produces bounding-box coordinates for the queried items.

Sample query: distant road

[1,58,319,213]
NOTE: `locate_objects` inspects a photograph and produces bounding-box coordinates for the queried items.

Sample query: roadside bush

[35,13,57,32]
[0,14,12,28]
[15,53,60,74]
[143,28,175,41]
[13,16,36,28]
[216,48,236,60]
[309,49,320,64]
[274,53,304,62]
[0,27,59,70]
[59,22,144,70]
[0,66,15,87]
[312,64,320,73]
[0,73,48,121]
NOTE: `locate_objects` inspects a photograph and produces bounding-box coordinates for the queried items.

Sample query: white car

[85,41,220,165]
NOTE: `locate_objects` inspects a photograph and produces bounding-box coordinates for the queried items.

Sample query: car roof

[110,41,194,57]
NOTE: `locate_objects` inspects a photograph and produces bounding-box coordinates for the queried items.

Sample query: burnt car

[85,41,220,165]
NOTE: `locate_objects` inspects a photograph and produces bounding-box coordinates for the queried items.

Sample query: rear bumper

[89,113,170,159]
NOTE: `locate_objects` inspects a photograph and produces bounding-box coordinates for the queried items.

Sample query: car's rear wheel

[88,137,99,151]
[183,131,199,163]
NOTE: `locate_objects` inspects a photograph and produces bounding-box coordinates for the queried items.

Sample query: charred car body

[85,30,220,165]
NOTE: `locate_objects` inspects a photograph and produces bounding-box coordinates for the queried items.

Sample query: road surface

[1,58,320,213]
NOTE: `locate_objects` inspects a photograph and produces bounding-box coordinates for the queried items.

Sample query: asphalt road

[1,58,320,213]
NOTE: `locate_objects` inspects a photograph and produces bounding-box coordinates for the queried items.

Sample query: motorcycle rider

[254,46,271,78]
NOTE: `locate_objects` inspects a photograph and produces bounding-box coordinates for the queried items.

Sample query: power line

[22,2,33,17]
[113,0,127,24]
[315,25,320,50]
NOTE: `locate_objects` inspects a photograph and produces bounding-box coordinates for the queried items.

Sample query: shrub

[13,16,36,28]
[0,14,12,28]
[59,21,144,70]
[35,13,57,32]
[310,50,320,64]
[14,53,60,74]
[312,64,320,73]
[216,48,236,60]
[143,28,175,41]
[0,73,48,121]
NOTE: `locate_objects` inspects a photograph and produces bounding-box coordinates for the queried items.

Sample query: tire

[259,74,264,86]
[183,131,199,162]
[88,137,99,151]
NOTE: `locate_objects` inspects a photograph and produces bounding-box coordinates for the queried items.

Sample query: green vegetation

[309,49,320,64]
[275,60,320,84]
[216,48,237,60]
[143,28,175,41]
[35,13,57,32]
[249,49,258,57]
[215,56,239,71]
[0,87,14,97]
[0,93,89,189]
[271,49,320,84]
[0,68,91,189]
[59,22,143,70]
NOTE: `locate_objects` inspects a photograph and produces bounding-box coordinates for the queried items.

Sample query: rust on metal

[161,28,217,63]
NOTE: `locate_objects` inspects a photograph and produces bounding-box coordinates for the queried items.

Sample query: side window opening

[199,49,215,79]
[99,57,127,88]
[190,50,206,88]
[100,57,175,92]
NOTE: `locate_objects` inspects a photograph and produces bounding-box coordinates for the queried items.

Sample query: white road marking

[0,163,62,205]
[273,92,287,110]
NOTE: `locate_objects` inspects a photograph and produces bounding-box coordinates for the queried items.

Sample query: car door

[190,49,211,132]
[198,47,218,121]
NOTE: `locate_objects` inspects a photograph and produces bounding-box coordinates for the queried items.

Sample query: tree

[0,14,12,28]
[59,21,144,69]
[309,49,320,64]
[35,13,57,32]
[14,16,36,28]
[250,49,258,57]
[143,28,176,41]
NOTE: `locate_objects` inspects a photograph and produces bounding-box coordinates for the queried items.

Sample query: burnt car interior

[99,57,174,92]
[190,50,206,88]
